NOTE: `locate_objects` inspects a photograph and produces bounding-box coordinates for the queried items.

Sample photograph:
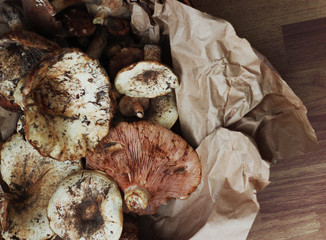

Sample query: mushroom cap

[22,48,115,161]
[145,91,178,129]
[21,0,62,36]
[0,30,60,111]
[0,133,82,240]
[86,121,201,215]
[61,8,96,37]
[114,61,179,98]
[47,170,123,240]
[109,47,144,79]
[86,0,131,21]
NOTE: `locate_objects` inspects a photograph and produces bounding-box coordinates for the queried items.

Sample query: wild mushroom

[21,0,101,36]
[0,133,83,239]
[114,61,179,98]
[145,91,178,129]
[118,95,149,118]
[86,0,131,25]
[47,170,123,240]
[114,45,178,128]
[86,121,201,215]
[22,48,115,161]
[0,30,60,111]
[59,8,96,37]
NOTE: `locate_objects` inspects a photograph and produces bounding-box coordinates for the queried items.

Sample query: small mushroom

[86,121,201,215]
[118,95,149,118]
[104,16,131,39]
[21,0,101,36]
[86,0,131,25]
[145,91,178,129]
[47,170,123,240]
[109,47,144,79]
[0,30,60,112]
[0,133,83,239]
[60,8,96,37]
[114,61,179,98]
[22,48,115,161]
[86,26,109,59]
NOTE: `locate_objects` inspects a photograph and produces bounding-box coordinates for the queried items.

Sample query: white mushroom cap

[114,61,179,98]
[145,91,178,129]
[0,133,83,240]
[22,48,115,161]
[47,170,123,240]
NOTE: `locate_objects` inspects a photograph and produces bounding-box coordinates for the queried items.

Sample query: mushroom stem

[132,101,145,118]
[86,26,108,59]
[144,44,161,62]
[51,0,101,12]
[93,9,109,25]
[124,186,150,213]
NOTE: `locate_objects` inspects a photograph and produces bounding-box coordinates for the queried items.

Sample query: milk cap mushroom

[0,133,83,240]
[47,170,123,240]
[22,48,115,161]
[0,30,60,111]
[145,91,178,129]
[86,121,201,215]
[114,61,179,98]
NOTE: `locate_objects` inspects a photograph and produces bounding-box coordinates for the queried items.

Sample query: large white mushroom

[0,133,83,239]
[48,170,123,240]
[22,48,115,161]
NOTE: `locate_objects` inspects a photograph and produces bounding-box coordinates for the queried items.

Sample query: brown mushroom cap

[86,121,201,215]
[0,30,60,111]
[22,48,115,161]
[114,61,179,98]
[0,133,82,239]
[47,170,123,240]
[60,8,96,37]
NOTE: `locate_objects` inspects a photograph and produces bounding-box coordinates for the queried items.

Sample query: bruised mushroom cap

[86,121,201,215]
[114,61,179,98]
[145,91,178,129]
[0,133,82,240]
[47,170,123,240]
[0,30,60,111]
[22,48,115,161]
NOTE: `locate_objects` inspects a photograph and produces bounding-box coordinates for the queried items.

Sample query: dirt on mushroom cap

[47,170,123,240]
[23,48,115,161]
[0,133,83,240]
[86,121,201,215]
[0,30,60,111]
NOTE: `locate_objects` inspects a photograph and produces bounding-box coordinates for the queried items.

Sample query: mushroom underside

[86,121,201,215]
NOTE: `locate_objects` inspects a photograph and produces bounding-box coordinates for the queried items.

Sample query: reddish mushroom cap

[86,121,201,215]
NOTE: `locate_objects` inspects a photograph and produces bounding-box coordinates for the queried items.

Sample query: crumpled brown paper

[0,0,318,239]
[130,0,318,239]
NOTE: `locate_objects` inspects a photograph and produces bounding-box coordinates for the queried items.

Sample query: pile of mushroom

[0,0,202,239]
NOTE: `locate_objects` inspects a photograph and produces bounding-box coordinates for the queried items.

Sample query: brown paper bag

[130,0,318,239]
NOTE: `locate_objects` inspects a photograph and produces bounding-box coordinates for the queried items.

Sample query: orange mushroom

[86,121,201,215]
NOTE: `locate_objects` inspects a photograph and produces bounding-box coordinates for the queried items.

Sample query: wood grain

[192,0,326,239]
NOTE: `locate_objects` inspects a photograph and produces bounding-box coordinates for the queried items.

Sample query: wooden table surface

[192,1,326,239]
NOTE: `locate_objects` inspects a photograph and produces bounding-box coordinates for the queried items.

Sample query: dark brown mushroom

[21,0,101,36]
[0,30,60,112]
[60,8,96,37]
[22,48,115,161]
[86,121,201,215]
